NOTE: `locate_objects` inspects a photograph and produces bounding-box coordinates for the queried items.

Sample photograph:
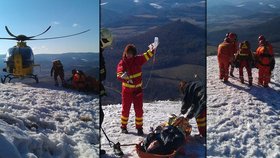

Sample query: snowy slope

[101,101,206,158]
[0,83,99,158]
[207,56,280,158]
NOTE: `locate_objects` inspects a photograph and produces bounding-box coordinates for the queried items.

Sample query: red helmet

[258,35,265,41]
[225,32,230,38]
[228,32,237,41]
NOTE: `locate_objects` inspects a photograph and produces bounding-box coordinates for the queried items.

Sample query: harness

[258,46,272,66]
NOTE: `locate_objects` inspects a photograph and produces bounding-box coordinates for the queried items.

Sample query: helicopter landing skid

[1,74,39,84]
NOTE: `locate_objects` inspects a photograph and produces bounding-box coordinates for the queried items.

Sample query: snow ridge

[0,83,99,158]
[207,56,280,158]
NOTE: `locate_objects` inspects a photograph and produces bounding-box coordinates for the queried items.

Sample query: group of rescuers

[218,33,275,87]
[100,28,205,155]
[50,60,99,92]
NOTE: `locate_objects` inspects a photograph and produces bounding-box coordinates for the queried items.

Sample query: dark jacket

[181,81,205,119]
[100,48,106,81]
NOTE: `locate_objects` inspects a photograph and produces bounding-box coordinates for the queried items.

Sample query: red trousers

[239,61,252,83]
[258,65,271,87]
[121,88,143,129]
[196,109,206,137]
[218,57,230,81]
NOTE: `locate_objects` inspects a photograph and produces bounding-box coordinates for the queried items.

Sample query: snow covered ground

[207,56,280,158]
[0,82,99,158]
[101,101,206,158]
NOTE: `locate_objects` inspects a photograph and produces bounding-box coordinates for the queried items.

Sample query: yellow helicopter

[0,26,90,83]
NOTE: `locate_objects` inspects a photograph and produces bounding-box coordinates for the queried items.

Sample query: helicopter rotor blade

[29,29,90,40]
[5,26,17,37]
[27,26,52,39]
[0,37,17,40]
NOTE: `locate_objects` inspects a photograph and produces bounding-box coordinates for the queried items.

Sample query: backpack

[258,46,272,66]
[53,60,63,70]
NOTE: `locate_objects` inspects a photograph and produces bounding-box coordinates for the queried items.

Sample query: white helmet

[101,28,113,49]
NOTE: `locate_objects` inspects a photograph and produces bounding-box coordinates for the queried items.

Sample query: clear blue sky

[0,0,99,54]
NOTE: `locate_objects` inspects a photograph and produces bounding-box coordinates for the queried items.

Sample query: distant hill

[208,16,280,56]
[101,0,205,39]
[102,20,205,104]
[207,0,280,32]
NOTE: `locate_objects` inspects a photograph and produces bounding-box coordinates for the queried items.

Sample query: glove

[148,37,159,51]
[148,43,155,51]
[120,72,128,79]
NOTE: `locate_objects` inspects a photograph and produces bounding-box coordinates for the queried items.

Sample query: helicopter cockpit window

[6,46,34,70]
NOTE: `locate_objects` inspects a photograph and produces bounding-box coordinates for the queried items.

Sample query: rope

[104,85,122,95]
[101,127,114,147]
[120,143,138,147]
[143,50,156,89]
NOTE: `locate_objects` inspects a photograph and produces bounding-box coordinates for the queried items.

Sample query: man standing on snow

[179,81,206,137]
[51,60,65,86]
[257,35,275,83]
[117,42,157,136]
[256,38,275,87]
[100,28,113,155]
[236,41,254,86]
[225,33,238,77]
[217,33,236,82]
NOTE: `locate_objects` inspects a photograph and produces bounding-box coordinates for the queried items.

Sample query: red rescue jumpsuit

[256,45,274,87]
[196,109,206,137]
[217,41,235,81]
[237,49,253,84]
[117,49,155,129]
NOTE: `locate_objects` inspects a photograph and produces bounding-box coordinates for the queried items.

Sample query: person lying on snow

[117,42,158,136]
[51,60,65,87]
[179,80,206,137]
[66,69,99,93]
[138,116,190,156]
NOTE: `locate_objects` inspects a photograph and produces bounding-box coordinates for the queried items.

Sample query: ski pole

[101,127,124,156]
[101,127,114,147]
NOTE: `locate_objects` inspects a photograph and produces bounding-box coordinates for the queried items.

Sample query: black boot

[249,77,253,86]
[137,128,144,136]
[230,65,234,77]
[121,127,128,134]
[249,80,252,86]
[100,149,106,155]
